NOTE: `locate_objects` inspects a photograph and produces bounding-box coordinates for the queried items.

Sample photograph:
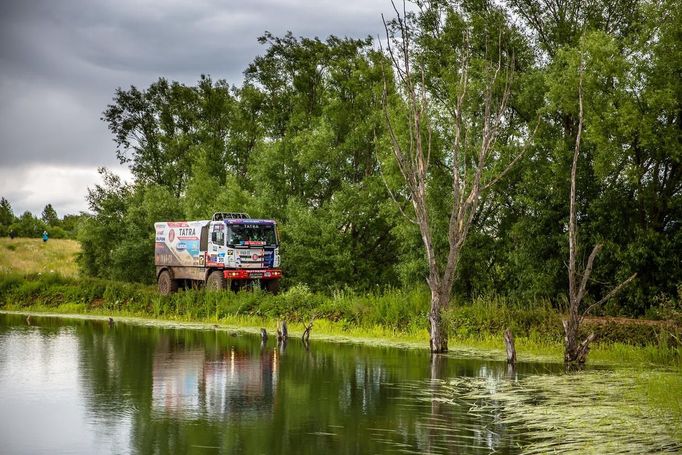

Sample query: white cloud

[0,164,132,216]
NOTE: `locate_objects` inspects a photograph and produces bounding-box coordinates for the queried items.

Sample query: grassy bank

[1,271,679,368]
[0,238,80,277]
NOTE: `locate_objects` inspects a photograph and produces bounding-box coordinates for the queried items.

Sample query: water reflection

[0,314,584,454]
[151,343,277,418]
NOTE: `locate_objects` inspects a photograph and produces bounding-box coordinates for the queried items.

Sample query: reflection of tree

[69,318,562,453]
[426,354,444,453]
[76,321,156,418]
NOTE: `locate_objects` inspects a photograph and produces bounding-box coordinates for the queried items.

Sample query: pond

[0,313,679,454]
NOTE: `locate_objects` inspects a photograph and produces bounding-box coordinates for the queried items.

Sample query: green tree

[79,169,133,278]
[0,197,14,236]
[381,2,535,351]
[492,0,680,314]
[103,79,198,196]
[41,203,59,226]
[61,214,85,239]
[10,211,46,238]
[246,33,401,289]
[111,185,183,283]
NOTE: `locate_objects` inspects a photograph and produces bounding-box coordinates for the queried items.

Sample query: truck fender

[157,267,174,281]
[204,268,219,282]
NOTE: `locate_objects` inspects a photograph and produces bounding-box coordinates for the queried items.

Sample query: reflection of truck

[154,212,282,295]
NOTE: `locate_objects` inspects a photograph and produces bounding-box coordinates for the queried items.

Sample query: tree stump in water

[563,320,597,364]
[302,321,313,343]
[260,328,268,343]
[574,331,596,365]
[277,321,288,343]
[504,329,516,364]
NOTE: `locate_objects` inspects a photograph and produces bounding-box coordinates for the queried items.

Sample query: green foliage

[0,198,83,240]
[41,204,59,226]
[0,197,14,236]
[9,211,47,238]
[70,0,681,319]
[114,185,182,283]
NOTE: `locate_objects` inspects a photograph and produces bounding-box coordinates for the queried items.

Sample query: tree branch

[576,243,603,305]
[580,273,637,322]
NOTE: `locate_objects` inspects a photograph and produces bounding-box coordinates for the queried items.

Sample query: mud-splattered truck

[154,212,282,295]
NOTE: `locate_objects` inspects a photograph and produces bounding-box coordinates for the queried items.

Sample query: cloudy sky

[0,0,405,217]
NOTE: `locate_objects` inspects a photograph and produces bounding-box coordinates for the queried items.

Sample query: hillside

[0,238,80,277]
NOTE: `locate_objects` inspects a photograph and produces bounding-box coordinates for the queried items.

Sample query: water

[0,313,679,454]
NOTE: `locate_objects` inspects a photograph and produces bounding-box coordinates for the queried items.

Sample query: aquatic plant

[423,371,682,453]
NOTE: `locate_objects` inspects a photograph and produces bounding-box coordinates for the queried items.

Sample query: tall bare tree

[381,3,532,352]
[564,63,636,364]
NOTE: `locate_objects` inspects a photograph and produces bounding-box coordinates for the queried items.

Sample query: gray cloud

[0,0,407,214]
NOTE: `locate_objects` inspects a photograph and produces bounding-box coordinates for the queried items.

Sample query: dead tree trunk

[302,321,313,344]
[503,329,516,364]
[564,63,636,364]
[428,290,449,352]
[277,321,288,344]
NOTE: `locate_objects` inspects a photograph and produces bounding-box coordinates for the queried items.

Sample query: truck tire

[206,271,226,290]
[265,279,280,295]
[158,270,178,295]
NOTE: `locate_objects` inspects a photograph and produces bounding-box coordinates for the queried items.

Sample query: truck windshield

[227,224,277,246]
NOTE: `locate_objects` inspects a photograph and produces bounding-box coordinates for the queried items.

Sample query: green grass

[0,238,80,277]
[0,272,679,368]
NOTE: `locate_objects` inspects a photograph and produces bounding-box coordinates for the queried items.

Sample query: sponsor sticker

[245,240,266,246]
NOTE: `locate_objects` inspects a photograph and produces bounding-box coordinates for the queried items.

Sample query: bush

[446,296,563,341]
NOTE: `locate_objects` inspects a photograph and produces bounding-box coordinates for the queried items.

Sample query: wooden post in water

[277,321,288,343]
[260,328,268,351]
[302,321,313,343]
[504,328,516,364]
[302,320,313,350]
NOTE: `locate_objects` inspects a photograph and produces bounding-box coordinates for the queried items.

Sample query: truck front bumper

[222,269,282,280]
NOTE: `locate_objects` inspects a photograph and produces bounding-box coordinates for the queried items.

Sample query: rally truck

[154,212,282,295]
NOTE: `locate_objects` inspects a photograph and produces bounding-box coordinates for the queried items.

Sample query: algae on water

[418,370,682,454]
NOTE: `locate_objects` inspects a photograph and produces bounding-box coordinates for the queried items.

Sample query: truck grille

[237,249,264,269]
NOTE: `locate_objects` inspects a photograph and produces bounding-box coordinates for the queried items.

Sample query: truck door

[208,221,227,267]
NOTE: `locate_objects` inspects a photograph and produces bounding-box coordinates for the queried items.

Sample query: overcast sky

[0,0,406,217]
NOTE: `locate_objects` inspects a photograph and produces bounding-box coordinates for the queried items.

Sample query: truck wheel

[206,271,226,290]
[158,270,178,295]
[265,279,280,295]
